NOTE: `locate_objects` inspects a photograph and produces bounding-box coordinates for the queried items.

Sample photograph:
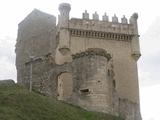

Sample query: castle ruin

[15,3,142,120]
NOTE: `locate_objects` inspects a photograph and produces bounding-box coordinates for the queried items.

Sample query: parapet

[81,10,137,24]
[69,11,139,35]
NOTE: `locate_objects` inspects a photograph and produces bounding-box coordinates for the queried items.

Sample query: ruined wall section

[24,54,55,95]
[15,9,57,88]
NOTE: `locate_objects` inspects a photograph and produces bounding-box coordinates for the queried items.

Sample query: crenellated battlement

[81,10,137,25]
[69,18,134,35]
[68,11,138,35]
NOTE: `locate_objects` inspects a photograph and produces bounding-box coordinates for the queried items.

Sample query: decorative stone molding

[72,48,111,60]
[70,29,133,41]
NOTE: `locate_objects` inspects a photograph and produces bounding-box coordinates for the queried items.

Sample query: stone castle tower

[15,3,142,120]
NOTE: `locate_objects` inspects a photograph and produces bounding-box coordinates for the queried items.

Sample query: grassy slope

[0,84,123,120]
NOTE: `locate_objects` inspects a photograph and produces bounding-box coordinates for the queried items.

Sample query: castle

[15,3,142,120]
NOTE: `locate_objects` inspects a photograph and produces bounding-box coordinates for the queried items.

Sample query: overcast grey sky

[0,0,160,120]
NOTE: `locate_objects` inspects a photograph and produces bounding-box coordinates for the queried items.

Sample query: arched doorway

[57,72,73,101]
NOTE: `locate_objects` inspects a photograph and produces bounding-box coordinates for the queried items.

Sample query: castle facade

[15,3,142,120]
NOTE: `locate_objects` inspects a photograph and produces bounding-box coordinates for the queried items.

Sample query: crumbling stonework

[15,3,142,120]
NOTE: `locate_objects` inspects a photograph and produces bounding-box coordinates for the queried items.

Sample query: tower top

[58,3,71,28]
[59,3,71,12]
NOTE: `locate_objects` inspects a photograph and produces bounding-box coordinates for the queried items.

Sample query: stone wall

[16,9,57,87]
[70,35,140,103]
[112,89,142,120]
[118,98,142,120]
[24,54,55,96]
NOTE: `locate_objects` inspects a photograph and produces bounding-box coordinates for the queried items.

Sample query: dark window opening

[108,69,110,76]
[113,80,116,88]
[80,89,90,94]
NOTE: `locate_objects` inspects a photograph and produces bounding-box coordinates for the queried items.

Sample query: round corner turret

[59,3,71,13]
[58,3,71,28]
[130,12,138,25]
[132,13,138,20]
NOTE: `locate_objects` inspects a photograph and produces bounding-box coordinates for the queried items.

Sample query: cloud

[139,53,160,86]
[0,36,16,62]
[0,36,16,81]
[139,17,160,86]
[0,57,16,80]
[140,84,160,120]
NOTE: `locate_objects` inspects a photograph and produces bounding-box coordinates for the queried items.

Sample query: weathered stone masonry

[15,3,142,120]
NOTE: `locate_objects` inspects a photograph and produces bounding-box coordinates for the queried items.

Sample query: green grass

[0,84,123,120]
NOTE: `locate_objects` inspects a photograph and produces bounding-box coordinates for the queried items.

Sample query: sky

[0,0,160,119]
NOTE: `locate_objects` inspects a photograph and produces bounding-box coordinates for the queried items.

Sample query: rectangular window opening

[80,89,90,94]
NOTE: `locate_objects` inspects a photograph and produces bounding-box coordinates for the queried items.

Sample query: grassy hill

[0,84,123,120]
